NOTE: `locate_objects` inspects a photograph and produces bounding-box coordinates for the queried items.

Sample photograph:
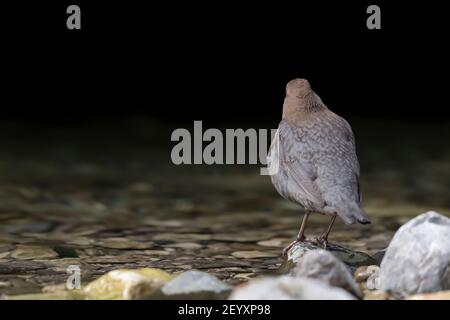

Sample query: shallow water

[0,118,449,295]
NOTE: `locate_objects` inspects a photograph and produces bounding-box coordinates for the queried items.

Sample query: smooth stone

[94,238,152,249]
[279,238,377,273]
[380,211,450,296]
[291,249,361,298]
[10,245,59,260]
[407,290,450,300]
[164,242,203,250]
[257,238,288,248]
[231,251,279,259]
[141,250,171,256]
[229,276,355,300]
[84,268,172,300]
[161,270,232,300]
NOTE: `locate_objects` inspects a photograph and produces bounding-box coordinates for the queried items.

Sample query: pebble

[231,251,279,259]
[95,238,152,249]
[10,245,59,260]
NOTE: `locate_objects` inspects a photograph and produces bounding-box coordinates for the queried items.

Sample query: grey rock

[229,276,355,300]
[161,270,232,300]
[380,211,450,296]
[291,249,361,298]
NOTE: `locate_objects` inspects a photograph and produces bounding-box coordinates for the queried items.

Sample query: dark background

[2,1,449,124]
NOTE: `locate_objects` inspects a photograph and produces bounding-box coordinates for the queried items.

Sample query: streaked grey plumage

[268,79,370,226]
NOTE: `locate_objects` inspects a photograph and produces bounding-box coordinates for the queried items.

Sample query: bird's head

[286,78,313,98]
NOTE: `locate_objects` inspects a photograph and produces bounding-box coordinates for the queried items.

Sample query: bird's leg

[282,210,310,256]
[318,214,337,249]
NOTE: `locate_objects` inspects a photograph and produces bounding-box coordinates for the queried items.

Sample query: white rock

[291,249,361,298]
[380,211,450,296]
[161,270,232,299]
[229,276,355,300]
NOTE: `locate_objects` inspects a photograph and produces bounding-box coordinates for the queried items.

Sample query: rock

[84,268,172,299]
[10,245,59,260]
[229,276,355,300]
[291,249,361,298]
[279,238,377,273]
[161,270,232,300]
[94,238,152,249]
[142,250,171,256]
[164,242,203,250]
[380,211,450,296]
[407,290,450,300]
[231,251,278,259]
[257,238,288,248]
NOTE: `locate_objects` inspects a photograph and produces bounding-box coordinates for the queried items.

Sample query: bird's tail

[340,203,371,225]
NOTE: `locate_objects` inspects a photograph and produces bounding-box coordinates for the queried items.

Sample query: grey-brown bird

[268,78,370,255]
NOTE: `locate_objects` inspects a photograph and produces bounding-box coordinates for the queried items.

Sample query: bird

[267,78,371,255]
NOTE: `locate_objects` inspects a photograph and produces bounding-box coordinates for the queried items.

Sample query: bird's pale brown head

[286,79,313,98]
[283,78,326,121]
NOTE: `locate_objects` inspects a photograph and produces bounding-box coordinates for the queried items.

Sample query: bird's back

[269,109,369,224]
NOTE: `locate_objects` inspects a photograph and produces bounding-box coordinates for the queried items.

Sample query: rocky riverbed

[0,118,449,299]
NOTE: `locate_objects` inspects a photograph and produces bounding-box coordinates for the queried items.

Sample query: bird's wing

[339,116,360,177]
[275,120,325,207]
[323,113,362,204]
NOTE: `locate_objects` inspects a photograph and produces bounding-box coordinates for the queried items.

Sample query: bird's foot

[282,237,305,257]
[316,236,329,249]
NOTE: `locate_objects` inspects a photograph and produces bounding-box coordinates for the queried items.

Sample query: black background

[2,1,449,124]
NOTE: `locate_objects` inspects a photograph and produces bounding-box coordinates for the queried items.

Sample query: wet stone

[10,245,59,260]
[94,238,152,249]
[280,238,377,273]
[231,251,279,259]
